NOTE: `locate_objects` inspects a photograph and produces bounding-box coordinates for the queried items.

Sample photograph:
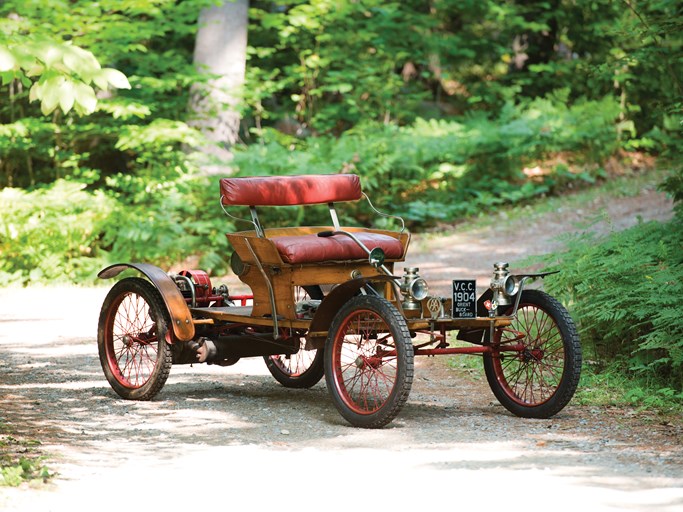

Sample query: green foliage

[234,93,620,227]
[0,180,114,284]
[0,175,233,285]
[245,0,517,133]
[102,171,233,275]
[604,0,683,139]
[245,0,682,140]
[0,457,51,487]
[539,219,683,389]
[661,163,683,217]
[0,0,234,283]
[0,434,52,487]
[0,0,210,190]
[0,36,130,116]
[574,365,683,413]
[624,386,683,409]
[0,0,681,285]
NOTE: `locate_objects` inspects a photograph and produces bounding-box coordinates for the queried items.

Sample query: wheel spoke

[494,303,568,405]
[485,290,581,419]
[107,292,161,388]
[98,279,173,401]
[333,310,401,414]
[325,296,413,428]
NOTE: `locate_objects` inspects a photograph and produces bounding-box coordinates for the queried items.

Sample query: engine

[170,269,230,308]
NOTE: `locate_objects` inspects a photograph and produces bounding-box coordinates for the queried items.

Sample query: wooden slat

[190,306,311,329]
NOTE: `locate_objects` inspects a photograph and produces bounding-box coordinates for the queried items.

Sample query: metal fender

[306,275,401,349]
[98,262,195,342]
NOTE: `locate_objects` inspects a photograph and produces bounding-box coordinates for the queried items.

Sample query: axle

[413,344,525,356]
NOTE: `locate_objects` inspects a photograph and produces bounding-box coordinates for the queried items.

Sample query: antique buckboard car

[97,173,582,428]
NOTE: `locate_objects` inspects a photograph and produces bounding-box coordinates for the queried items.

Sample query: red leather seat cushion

[271,233,404,264]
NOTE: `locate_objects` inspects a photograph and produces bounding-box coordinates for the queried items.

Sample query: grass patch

[0,431,53,487]
[445,333,485,379]
[445,354,484,380]
[575,364,683,414]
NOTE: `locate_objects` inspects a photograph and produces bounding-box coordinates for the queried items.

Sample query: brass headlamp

[489,262,520,307]
[400,267,429,310]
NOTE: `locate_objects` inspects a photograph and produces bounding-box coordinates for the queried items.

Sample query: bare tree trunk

[189,0,248,172]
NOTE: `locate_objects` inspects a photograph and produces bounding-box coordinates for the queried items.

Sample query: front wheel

[484,289,582,418]
[324,296,414,428]
[97,277,173,400]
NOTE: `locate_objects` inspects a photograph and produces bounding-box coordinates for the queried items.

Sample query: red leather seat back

[220,174,362,206]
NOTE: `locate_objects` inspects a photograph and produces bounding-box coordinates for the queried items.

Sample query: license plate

[452,279,476,318]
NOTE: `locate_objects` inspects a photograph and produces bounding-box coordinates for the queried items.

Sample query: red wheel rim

[331,309,398,415]
[493,303,566,406]
[104,291,161,389]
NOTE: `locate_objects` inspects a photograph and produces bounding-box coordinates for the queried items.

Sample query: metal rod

[172,274,195,308]
[507,278,530,316]
[249,207,265,237]
[219,195,262,234]
[414,343,525,356]
[362,192,405,233]
[244,238,279,339]
[328,202,341,230]
[323,230,394,276]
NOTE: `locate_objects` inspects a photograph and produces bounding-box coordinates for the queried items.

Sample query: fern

[540,218,683,388]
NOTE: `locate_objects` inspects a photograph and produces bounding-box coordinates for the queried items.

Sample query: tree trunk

[190,0,249,172]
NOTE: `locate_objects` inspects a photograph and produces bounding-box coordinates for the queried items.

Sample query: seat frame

[219,174,411,321]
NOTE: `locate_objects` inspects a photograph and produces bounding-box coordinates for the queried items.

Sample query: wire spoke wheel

[264,286,325,388]
[98,278,173,400]
[325,296,413,428]
[265,340,325,389]
[484,289,581,418]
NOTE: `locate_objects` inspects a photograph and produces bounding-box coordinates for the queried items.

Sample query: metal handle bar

[317,230,394,277]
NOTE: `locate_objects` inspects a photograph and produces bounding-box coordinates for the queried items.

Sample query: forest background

[0,0,682,399]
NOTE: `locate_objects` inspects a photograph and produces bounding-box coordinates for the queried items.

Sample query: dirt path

[404,185,675,294]
[1,184,681,512]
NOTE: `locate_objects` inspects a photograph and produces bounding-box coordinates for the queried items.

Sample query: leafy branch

[0,38,130,116]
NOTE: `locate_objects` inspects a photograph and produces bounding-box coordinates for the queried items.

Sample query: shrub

[539,218,683,389]
[0,175,234,286]
[233,92,622,227]
[100,170,233,276]
[0,180,113,284]
[660,155,683,218]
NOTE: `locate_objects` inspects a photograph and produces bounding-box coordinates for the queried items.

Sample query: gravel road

[1,183,681,512]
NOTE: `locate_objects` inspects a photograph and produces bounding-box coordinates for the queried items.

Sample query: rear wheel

[97,277,173,400]
[484,289,581,418]
[265,346,325,389]
[324,295,414,428]
[264,286,325,388]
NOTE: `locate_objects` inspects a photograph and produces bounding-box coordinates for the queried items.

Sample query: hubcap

[521,348,544,362]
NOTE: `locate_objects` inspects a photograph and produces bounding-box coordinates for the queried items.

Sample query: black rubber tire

[264,346,325,389]
[97,277,173,400]
[484,289,582,418]
[264,286,325,389]
[324,295,414,428]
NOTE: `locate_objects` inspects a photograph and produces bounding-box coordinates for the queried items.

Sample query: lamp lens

[410,278,429,301]
[504,276,517,295]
